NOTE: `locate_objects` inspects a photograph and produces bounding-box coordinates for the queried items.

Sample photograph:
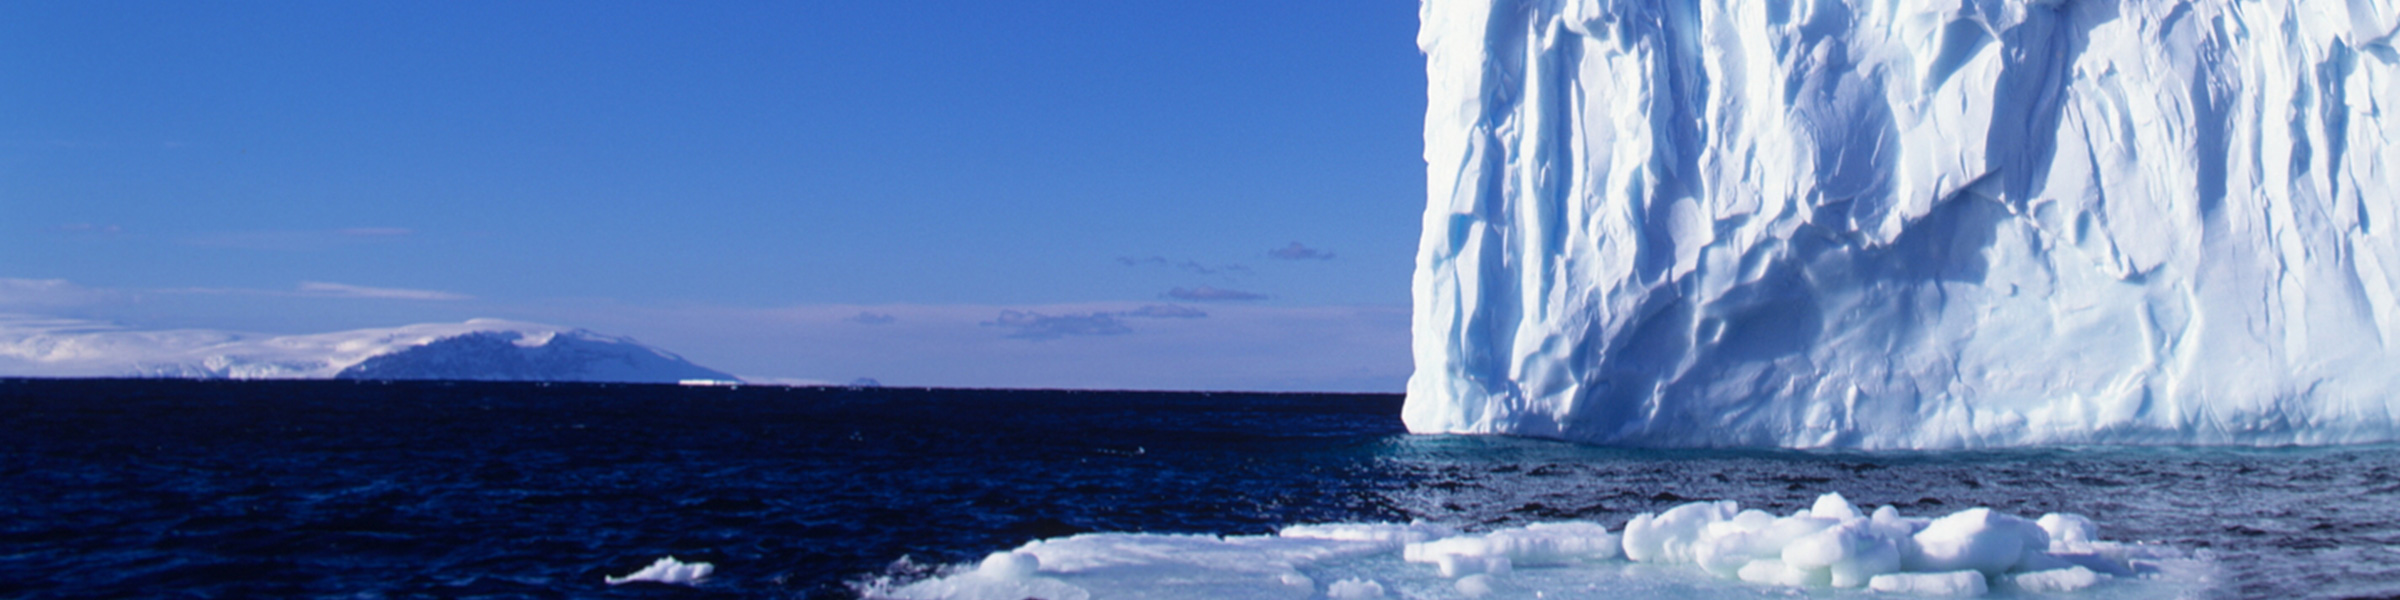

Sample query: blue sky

[0,2,1426,391]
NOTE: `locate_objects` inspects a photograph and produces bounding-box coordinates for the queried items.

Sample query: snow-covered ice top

[1407,0,2400,447]
[0,315,737,384]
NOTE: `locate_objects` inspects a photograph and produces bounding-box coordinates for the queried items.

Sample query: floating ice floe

[604,556,714,586]
[881,552,1091,600]
[861,493,2207,599]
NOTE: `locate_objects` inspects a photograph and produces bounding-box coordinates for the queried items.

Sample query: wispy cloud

[981,304,1208,340]
[184,228,418,251]
[296,282,471,301]
[50,223,125,235]
[1269,242,1334,260]
[1,276,468,307]
[9,139,193,150]
[0,278,121,309]
[1167,286,1269,302]
[844,311,898,325]
[1116,256,1251,276]
[983,310,1132,340]
[1121,304,1207,318]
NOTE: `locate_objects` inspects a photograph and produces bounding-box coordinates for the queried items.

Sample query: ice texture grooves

[1407,0,2400,448]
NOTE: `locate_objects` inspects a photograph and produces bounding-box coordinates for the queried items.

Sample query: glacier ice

[0,315,736,384]
[1406,0,2400,447]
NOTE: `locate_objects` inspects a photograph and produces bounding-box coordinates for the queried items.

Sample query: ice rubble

[0,315,736,383]
[1405,0,2400,447]
[864,493,2203,599]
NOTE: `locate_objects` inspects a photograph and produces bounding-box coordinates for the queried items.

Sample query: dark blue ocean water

[3,379,2396,599]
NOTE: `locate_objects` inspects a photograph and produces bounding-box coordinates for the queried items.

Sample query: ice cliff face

[1407,0,2400,447]
[0,316,737,384]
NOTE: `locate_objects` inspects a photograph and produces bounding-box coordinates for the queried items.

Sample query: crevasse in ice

[1406,0,2400,447]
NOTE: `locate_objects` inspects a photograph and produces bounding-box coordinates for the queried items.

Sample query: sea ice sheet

[1406,0,2400,448]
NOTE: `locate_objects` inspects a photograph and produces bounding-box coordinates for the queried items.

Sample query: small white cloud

[844,311,898,325]
[1269,242,1335,260]
[296,282,470,301]
[1167,286,1269,301]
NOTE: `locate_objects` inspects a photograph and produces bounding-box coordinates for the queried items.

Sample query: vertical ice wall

[1407,0,2400,448]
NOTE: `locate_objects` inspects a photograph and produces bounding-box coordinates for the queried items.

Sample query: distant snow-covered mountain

[0,316,737,384]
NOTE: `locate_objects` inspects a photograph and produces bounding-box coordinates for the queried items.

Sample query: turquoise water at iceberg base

[2,379,2394,599]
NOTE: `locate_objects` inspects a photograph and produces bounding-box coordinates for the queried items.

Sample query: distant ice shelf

[0,315,737,384]
[1406,0,2400,447]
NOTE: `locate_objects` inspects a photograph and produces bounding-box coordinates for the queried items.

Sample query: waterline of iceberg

[1406,0,2400,448]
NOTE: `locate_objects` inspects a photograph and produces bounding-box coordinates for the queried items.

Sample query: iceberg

[1406,0,2400,447]
[0,315,737,384]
